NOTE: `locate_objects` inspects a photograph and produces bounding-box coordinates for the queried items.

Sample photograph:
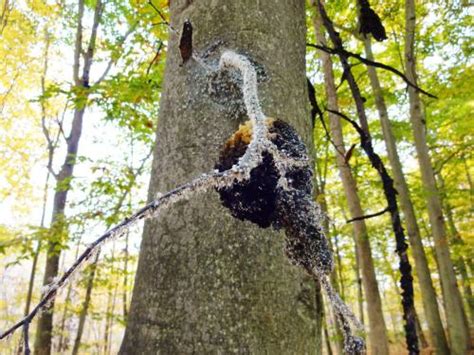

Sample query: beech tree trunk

[311,4,389,354]
[404,0,471,353]
[363,37,449,354]
[120,1,320,353]
[34,1,102,354]
[437,172,474,325]
[312,145,344,354]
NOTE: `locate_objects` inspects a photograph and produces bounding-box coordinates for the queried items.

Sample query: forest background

[0,0,472,354]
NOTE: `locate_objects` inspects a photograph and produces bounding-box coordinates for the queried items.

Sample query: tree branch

[307,43,437,99]
[146,41,164,77]
[325,108,366,138]
[82,0,103,86]
[94,24,137,86]
[306,78,346,159]
[148,0,177,33]
[346,207,390,223]
[41,117,58,179]
[73,0,85,85]
[0,170,231,344]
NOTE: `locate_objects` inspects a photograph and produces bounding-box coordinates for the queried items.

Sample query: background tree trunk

[120,0,320,353]
[311,5,389,354]
[437,172,474,325]
[34,1,103,353]
[363,37,449,354]
[404,0,471,353]
[71,252,100,355]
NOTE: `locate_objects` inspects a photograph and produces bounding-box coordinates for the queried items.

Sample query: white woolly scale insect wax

[215,50,365,353]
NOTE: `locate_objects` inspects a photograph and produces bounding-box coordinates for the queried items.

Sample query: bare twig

[307,43,437,99]
[326,108,366,137]
[39,32,59,180]
[82,0,103,86]
[0,0,13,36]
[306,78,346,159]
[94,24,137,86]
[54,113,68,143]
[146,41,164,77]
[346,207,390,223]
[41,117,58,179]
[148,0,177,33]
[73,0,85,85]
[0,66,23,115]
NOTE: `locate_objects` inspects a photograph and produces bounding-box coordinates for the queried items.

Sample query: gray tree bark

[404,0,471,353]
[437,172,474,325]
[311,4,389,354]
[34,1,103,353]
[363,37,450,354]
[120,0,320,353]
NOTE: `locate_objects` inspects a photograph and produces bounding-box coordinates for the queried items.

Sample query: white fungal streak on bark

[1,50,364,353]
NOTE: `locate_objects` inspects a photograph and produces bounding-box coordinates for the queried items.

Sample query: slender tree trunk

[314,282,324,355]
[25,31,53,319]
[103,244,117,355]
[323,323,334,355]
[312,136,344,354]
[34,1,103,354]
[108,282,119,354]
[332,229,345,301]
[316,1,420,352]
[56,237,82,352]
[25,244,41,315]
[120,1,320,353]
[34,73,86,355]
[354,242,365,327]
[463,157,473,209]
[363,37,450,354]
[311,3,389,354]
[24,171,50,317]
[122,232,129,320]
[329,225,345,355]
[71,252,100,355]
[312,180,325,355]
[56,279,72,352]
[72,165,145,353]
[103,288,112,354]
[415,313,429,349]
[404,0,471,353]
[437,173,474,324]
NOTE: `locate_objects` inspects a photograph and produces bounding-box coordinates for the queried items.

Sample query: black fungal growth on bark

[358,0,387,42]
[215,118,334,274]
